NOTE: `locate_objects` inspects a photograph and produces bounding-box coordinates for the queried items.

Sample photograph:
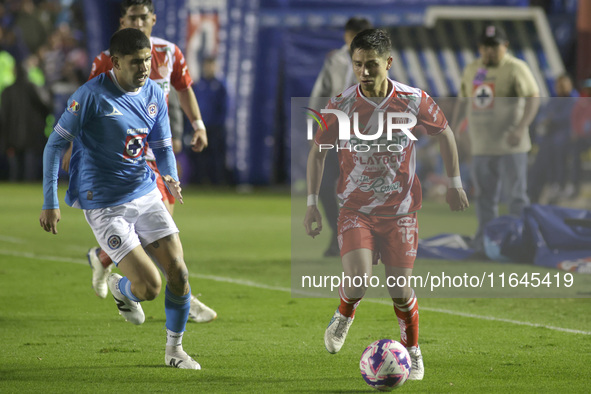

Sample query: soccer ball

[360,339,411,391]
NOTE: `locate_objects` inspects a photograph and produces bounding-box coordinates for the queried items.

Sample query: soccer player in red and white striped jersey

[304,29,469,381]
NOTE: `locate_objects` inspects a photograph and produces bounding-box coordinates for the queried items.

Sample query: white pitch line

[0,235,25,244]
[2,249,590,336]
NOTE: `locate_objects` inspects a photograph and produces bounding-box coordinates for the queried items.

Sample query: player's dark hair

[120,0,154,16]
[350,29,391,58]
[110,28,151,56]
[344,17,373,34]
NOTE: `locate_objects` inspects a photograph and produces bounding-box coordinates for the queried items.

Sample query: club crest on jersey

[124,135,147,159]
[67,100,80,114]
[472,83,495,109]
[108,235,121,250]
[147,102,158,118]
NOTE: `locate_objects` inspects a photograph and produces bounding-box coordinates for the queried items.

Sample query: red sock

[393,290,419,348]
[338,286,361,318]
[98,248,113,269]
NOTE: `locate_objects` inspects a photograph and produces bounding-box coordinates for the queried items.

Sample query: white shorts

[83,188,178,264]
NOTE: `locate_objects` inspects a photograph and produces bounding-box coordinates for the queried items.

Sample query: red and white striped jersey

[88,36,193,102]
[315,79,448,216]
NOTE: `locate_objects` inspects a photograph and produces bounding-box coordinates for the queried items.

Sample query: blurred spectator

[40,24,87,88]
[185,56,230,185]
[0,0,94,181]
[568,78,591,198]
[456,24,539,257]
[528,74,579,204]
[0,21,29,62]
[14,0,47,55]
[0,60,52,181]
[0,48,15,98]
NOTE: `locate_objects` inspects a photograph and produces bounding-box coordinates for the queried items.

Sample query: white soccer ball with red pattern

[360,339,411,391]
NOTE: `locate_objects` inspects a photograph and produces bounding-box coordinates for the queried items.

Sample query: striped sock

[119,276,141,302]
[338,285,362,318]
[165,286,191,333]
[393,289,419,348]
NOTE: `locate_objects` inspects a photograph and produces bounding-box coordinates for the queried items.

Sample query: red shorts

[337,209,418,268]
[147,160,175,205]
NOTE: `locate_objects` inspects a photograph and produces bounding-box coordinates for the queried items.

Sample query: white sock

[166,329,184,348]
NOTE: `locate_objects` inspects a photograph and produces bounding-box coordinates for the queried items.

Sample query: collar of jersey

[356,78,395,110]
[108,69,143,96]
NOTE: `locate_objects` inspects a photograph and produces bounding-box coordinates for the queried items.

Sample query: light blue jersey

[42,70,177,210]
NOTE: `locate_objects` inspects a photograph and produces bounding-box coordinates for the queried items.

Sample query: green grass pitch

[0,183,590,392]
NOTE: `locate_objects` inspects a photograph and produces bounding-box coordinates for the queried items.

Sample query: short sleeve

[416,91,448,136]
[514,61,539,97]
[55,86,96,141]
[170,45,193,91]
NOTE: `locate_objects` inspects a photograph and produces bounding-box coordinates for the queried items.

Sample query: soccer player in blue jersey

[39,28,200,370]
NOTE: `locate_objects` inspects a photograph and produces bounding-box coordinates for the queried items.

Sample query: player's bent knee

[168,257,188,284]
[143,281,162,301]
[140,274,162,301]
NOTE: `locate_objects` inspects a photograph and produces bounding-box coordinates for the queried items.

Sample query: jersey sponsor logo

[405,247,417,257]
[67,100,80,114]
[340,215,363,234]
[124,134,147,159]
[358,177,402,194]
[147,103,158,118]
[155,80,170,93]
[108,235,122,250]
[397,217,417,227]
[106,106,123,116]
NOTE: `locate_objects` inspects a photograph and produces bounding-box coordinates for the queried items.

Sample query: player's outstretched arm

[436,126,469,212]
[304,144,328,238]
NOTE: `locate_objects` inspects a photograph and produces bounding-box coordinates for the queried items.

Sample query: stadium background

[1,0,589,190]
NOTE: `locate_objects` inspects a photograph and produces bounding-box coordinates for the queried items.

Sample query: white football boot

[165,347,201,370]
[188,294,217,323]
[107,274,145,325]
[407,345,424,380]
[324,309,354,354]
[87,247,112,298]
